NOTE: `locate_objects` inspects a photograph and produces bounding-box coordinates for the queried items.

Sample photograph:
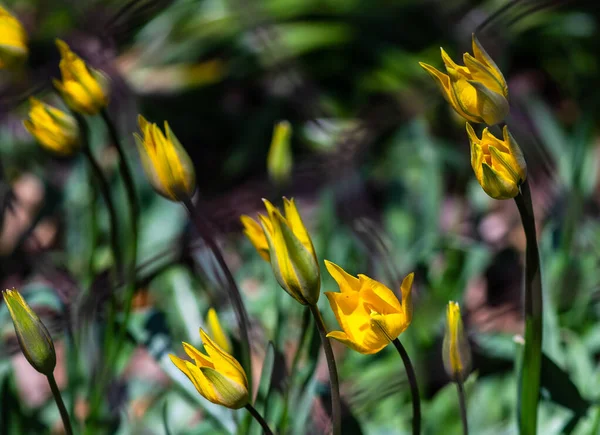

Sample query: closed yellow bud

[258,198,320,306]
[206,308,232,354]
[2,289,56,376]
[324,261,414,355]
[267,121,292,185]
[134,115,196,202]
[466,122,526,200]
[24,98,79,155]
[0,6,27,68]
[419,34,509,126]
[53,39,109,115]
[169,329,249,409]
[443,301,471,382]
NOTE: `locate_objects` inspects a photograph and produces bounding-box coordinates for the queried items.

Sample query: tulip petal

[481,163,518,199]
[471,34,507,96]
[325,291,365,344]
[488,145,520,185]
[357,274,402,313]
[182,342,213,368]
[440,48,470,77]
[324,260,361,292]
[400,272,414,324]
[240,215,270,261]
[503,126,527,181]
[467,80,509,126]
[326,330,373,354]
[200,367,249,409]
[206,308,232,354]
[463,52,506,97]
[199,329,248,389]
[283,198,316,260]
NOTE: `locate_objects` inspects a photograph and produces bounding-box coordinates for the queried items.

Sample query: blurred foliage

[1,0,600,434]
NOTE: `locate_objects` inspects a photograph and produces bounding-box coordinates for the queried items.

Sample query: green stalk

[245,403,274,435]
[181,198,253,395]
[48,373,74,435]
[308,304,341,435]
[456,380,468,435]
[100,109,139,369]
[391,338,421,435]
[75,113,121,429]
[279,306,312,434]
[514,180,543,435]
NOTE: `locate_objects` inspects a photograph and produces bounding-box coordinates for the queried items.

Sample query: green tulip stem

[392,338,421,435]
[309,304,341,435]
[456,380,468,435]
[514,179,543,435]
[245,403,274,435]
[181,197,253,395]
[100,109,139,367]
[47,373,74,435]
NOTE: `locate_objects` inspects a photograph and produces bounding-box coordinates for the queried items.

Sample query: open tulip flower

[53,40,109,115]
[467,122,526,199]
[24,98,79,156]
[0,6,27,68]
[324,261,414,355]
[419,34,509,126]
[242,198,320,306]
[170,329,249,409]
[134,115,196,202]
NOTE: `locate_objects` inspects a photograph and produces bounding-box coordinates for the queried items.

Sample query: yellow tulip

[240,214,271,262]
[24,98,79,155]
[267,120,292,185]
[419,34,509,125]
[443,301,471,382]
[324,261,414,355]
[53,39,109,115]
[2,289,56,376]
[257,198,320,305]
[0,6,27,68]
[466,122,526,199]
[134,115,196,202]
[206,308,232,354]
[169,329,249,409]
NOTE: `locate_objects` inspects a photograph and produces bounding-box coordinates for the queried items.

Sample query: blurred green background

[1,0,600,433]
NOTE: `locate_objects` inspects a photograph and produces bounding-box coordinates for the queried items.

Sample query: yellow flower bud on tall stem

[443,302,471,435]
[2,289,73,435]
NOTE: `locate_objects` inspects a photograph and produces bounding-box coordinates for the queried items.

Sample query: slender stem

[245,403,274,435]
[392,338,421,435]
[181,198,253,394]
[280,306,312,434]
[514,180,543,435]
[47,373,73,435]
[456,380,468,435]
[309,304,341,435]
[100,109,139,371]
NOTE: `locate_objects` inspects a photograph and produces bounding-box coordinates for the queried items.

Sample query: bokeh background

[1,0,600,433]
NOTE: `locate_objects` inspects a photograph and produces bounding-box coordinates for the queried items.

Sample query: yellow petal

[240,215,270,262]
[326,330,373,354]
[324,290,366,344]
[283,197,316,260]
[206,308,232,354]
[199,329,248,389]
[357,274,402,314]
[400,272,414,324]
[471,34,508,97]
[481,163,518,199]
[419,62,452,103]
[324,260,361,292]
[182,342,213,368]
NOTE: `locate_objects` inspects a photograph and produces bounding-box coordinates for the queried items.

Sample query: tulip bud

[0,6,27,69]
[134,115,196,202]
[2,288,56,376]
[267,120,292,185]
[206,308,232,354]
[170,329,249,409]
[443,301,471,382]
[259,198,320,306]
[53,39,109,115]
[24,98,80,156]
[466,122,526,200]
[419,34,509,126]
